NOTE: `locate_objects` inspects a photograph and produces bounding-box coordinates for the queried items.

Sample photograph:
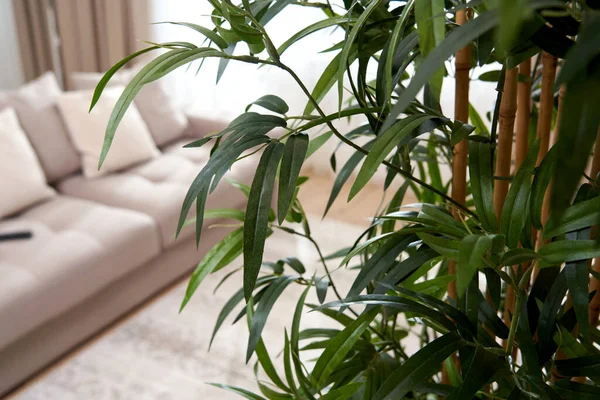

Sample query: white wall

[147,2,498,178]
[0,0,24,90]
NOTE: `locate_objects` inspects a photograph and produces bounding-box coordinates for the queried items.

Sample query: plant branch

[270,62,476,218]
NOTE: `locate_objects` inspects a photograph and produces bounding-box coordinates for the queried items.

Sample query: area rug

[10,217,366,400]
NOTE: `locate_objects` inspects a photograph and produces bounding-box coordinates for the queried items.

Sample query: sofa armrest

[184,115,229,139]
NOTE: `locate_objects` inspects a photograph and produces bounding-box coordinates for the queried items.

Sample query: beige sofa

[0,74,256,395]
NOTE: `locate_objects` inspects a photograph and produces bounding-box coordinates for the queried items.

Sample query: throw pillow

[57,87,160,178]
[0,108,55,219]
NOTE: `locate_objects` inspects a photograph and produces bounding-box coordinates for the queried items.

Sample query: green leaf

[554,380,600,400]
[415,0,445,100]
[418,233,460,260]
[277,17,356,56]
[278,133,308,224]
[468,141,497,232]
[551,58,600,218]
[468,103,489,135]
[311,308,379,389]
[381,10,498,131]
[155,21,229,49]
[246,94,290,114]
[337,0,382,109]
[195,184,210,247]
[451,121,476,146]
[291,284,314,399]
[538,240,600,266]
[283,331,300,398]
[315,276,329,304]
[320,382,363,400]
[544,195,600,239]
[180,227,244,312]
[497,0,530,52]
[306,131,333,158]
[350,115,436,200]
[501,139,540,248]
[555,13,600,87]
[318,294,455,333]
[564,257,590,344]
[280,257,306,274]
[324,148,367,217]
[346,235,417,298]
[457,235,493,298]
[244,142,285,301]
[555,355,600,380]
[209,276,277,348]
[208,383,267,400]
[90,45,160,111]
[500,248,539,266]
[304,49,357,115]
[247,275,297,361]
[477,70,503,82]
[445,346,506,400]
[373,333,465,400]
[530,144,557,230]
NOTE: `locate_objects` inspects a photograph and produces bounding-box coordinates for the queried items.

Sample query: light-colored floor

[298,169,416,227]
[8,172,415,399]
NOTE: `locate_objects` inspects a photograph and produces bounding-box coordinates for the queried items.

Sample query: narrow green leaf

[381,10,498,131]
[277,17,356,56]
[501,139,540,248]
[477,70,503,82]
[156,21,229,49]
[315,276,329,304]
[415,0,445,100]
[500,248,539,266]
[544,195,600,238]
[538,240,600,266]
[304,49,357,115]
[283,331,301,398]
[244,142,285,301]
[320,382,363,400]
[247,275,297,361]
[530,145,557,230]
[291,284,315,399]
[246,94,290,114]
[350,115,436,200]
[337,0,382,109]
[554,380,600,400]
[278,134,308,224]
[280,257,306,274]
[306,131,332,158]
[555,355,600,380]
[445,347,506,400]
[208,383,266,400]
[180,227,244,312]
[195,185,210,247]
[551,58,600,217]
[311,308,379,388]
[469,140,497,232]
[417,233,460,260]
[373,333,465,400]
[457,235,493,298]
[324,148,367,217]
[346,235,417,298]
[209,276,277,348]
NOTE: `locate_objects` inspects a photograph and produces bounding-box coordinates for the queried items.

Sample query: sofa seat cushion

[0,196,160,349]
[57,153,256,248]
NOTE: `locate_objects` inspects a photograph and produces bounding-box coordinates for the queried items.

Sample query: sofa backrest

[0,73,80,183]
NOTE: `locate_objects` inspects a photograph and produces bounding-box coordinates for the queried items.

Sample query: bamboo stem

[494,67,518,219]
[448,8,471,303]
[444,8,470,385]
[494,67,518,349]
[533,53,557,281]
[514,59,532,171]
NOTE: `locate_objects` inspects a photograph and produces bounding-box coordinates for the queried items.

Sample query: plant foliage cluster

[96,0,600,398]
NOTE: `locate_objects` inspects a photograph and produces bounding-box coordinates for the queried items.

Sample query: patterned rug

[10,217,366,400]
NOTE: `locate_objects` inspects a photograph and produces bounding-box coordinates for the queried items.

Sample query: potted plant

[95,0,600,398]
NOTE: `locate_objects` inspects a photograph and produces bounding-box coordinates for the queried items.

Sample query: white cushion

[0,72,81,182]
[70,67,188,147]
[57,87,160,178]
[0,108,55,219]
